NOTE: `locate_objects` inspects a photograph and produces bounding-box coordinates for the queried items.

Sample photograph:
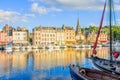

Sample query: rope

[112,0,117,25]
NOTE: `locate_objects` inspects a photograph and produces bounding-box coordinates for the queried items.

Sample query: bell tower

[76,18,81,35]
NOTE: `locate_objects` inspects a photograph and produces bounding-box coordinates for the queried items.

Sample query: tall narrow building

[76,18,81,35]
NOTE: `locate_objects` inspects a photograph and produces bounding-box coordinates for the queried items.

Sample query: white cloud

[30,0,120,11]
[48,7,62,12]
[24,14,35,17]
[31,3,62,14]
[0,10,35,23]
[30,0,104,10]
[31,3,47,14]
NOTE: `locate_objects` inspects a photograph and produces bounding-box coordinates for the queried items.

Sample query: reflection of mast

[76,50,82,66]
[85,50,88,58]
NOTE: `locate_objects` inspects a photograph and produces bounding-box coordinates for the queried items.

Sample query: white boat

[97,44,102,48]
[85,45,91,49]
[60,45,67,49]
[6,41,12,51]
[13,46,20,49]
[27,46,32,51]
[45,45,53,49]
[79,45,85,48]
[6,47,12,51]
[72,45,79,48]
[103,41,120,47]
[32,46,38,49]
[20,46,26,51]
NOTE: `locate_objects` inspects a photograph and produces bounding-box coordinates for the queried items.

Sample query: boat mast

[109,0,113,61]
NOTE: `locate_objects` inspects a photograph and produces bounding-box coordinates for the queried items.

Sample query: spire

[76,18,81,35]
[5,24,9,33]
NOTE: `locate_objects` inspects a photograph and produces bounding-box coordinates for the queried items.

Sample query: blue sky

[0,0,120,32]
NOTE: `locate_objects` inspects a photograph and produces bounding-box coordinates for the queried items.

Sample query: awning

[100,40,108,42]
[0,41,7,45]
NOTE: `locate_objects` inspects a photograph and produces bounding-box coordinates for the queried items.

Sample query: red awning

[100,40,108,42]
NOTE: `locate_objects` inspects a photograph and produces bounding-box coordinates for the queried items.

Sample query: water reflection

[0,47,109,80]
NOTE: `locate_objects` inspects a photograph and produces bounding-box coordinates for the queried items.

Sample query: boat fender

[80,69,86,75]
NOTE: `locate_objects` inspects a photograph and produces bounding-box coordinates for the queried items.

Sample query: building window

[36,42,37,45]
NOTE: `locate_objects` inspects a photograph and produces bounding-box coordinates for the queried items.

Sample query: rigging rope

[112,0,117,26]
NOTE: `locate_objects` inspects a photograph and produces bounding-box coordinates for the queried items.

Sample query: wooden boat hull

[91,56,120,76]
[69,64,119,80]
[69,65,88,80]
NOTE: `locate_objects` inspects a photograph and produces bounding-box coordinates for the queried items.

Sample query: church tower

[76,18,81,35]
[75,18,85,44]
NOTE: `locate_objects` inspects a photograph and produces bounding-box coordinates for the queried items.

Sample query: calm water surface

[0,47,110,80]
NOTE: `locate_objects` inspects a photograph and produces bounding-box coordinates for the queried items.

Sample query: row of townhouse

[33,26,108,47]
[0,19,108,47]
[0,24,29,46]
[33,25,76,47]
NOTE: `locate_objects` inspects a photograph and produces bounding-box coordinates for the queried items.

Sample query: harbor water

[0,47,112,80]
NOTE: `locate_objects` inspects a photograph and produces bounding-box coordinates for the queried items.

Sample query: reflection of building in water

[75,49,89,66]
[33,49,76,70]
[0,47,110,76]
[0,51,12,75]
[12,51,28,70]
[33,48,109,70]
[86,47,109,59]
[96,47,109,59]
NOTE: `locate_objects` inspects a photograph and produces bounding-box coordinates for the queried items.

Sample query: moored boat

[45,45,53,49]
[69,64,120,80]
[91,56,120,76]
[91,0,120,76]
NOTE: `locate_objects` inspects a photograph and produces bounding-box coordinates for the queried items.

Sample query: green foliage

[29,38,33,44]
[112,26,120,40]
[81,25,120,40]
[104,26,120,40]
[89,26,98,32]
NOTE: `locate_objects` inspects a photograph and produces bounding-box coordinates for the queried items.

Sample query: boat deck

[70,65,119,80]
[93,57,120,76]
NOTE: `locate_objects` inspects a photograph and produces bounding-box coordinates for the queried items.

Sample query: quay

[0,44,104,52]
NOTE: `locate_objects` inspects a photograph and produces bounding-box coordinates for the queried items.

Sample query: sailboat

[69,64,119,80]
[91,0,120,76]
[69,0,120,79]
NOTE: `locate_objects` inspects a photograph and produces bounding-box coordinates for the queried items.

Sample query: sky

[0,0,120,32]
